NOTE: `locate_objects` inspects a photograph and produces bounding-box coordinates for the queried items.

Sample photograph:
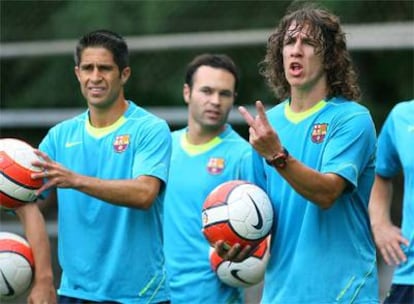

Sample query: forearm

[274,156,346,209]
[368,175,394,227]
[16,205,54,283]
[74,175,161,209]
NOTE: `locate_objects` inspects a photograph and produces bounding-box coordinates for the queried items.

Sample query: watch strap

[265,147,289,169]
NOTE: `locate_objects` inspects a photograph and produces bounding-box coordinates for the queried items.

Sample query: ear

[120,67,131,85]
[74,66,81,82]
[183,83,191,105]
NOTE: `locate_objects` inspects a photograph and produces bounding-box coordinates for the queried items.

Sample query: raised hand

[238,100,283,159]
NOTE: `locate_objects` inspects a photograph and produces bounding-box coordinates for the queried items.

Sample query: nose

[90,67,103,82]
[209,92,221,106]
[291,40,303,57]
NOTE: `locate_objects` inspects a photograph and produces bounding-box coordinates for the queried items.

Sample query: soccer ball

[210,236,270,288]
[202,180,273,249]
[0,232,34,300]
[0,138,43,210]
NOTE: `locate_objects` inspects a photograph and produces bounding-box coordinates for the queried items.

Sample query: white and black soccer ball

[0,232,34,300]
[210,236,270,287]
[0,138,44,210]
[202,180,274,248]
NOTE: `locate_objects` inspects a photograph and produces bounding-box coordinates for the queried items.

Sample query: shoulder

[327,97,373,123]
[171,128,186,141]
[267,99,288,116]
[329,97,370,112]
[126,102,170,134]
[48,110,88,134]
[388,99,414,118]
[127,101,167,123]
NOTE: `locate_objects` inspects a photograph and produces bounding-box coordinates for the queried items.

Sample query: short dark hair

[185,53,239,92]
[74,29,129,71]
[260,2,360,101]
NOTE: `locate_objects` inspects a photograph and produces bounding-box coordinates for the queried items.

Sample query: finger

[380,247,392,266]
[239,244,253,257]
[395,247,408,264]
[231,244,252,263]
[35,180,53,196]
[214,240,229,258]
[249,126,258,139]
[394,237,409,263]
[225,243,241,260]
[388,247,400,265]
[255,100,270,124]
[399,235,410,247]
[31,171,46,180]
[238,106,255,127]
[33,149,52,162]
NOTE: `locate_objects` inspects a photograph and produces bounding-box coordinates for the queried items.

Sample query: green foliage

[1,0,413,132]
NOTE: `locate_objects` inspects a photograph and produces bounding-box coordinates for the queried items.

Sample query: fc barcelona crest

[113,135,130,153]
[311,123,328,143]
[207,157,225,175]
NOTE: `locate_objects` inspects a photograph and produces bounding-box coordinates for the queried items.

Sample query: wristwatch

[265,147,289,169]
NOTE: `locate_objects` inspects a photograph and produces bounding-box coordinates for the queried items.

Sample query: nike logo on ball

[247,193,263,230]
[230,269,251,284]
[0,269,15,297]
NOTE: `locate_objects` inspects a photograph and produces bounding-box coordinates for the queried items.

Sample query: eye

[99,65,113,72]
[80,64,93,71]
[283,37,295,46]
[220,91,233,98]
[302,38,317,47]
[201,87,213,95]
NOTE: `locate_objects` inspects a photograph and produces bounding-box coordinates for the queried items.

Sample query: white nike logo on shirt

[65,141,83,148]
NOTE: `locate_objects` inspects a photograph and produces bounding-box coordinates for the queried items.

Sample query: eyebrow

[79,63,114,69]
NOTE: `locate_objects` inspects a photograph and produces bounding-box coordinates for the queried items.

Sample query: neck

[186,123,226,145]
[290,79,328,112]
[89,99,128,128]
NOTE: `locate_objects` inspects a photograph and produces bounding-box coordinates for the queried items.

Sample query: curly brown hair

[260,2,360,102]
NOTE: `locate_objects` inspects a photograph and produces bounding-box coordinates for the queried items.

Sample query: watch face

[272,153,287,168]
[275,158,285,165]
[266,148,288,168]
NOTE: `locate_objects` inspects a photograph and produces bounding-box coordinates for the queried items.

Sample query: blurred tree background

[1,0,413,138]
[0,1,413,302]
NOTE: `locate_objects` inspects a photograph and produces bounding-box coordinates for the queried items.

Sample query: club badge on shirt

[207,157,225,175]
[311,123,328,143]
[113,135,130,153]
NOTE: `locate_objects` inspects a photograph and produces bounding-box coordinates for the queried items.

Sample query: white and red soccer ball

[0,232,34,300]
[202,180,273,249]
[210,236,270,288]
[0,138,43,210]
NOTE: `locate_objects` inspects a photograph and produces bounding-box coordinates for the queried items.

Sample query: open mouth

[289,62,303,76]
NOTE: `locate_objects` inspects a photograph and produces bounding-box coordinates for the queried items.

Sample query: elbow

[137,190,158,210]
[131,177,162,210]
[314,192,339,209]
[318,198,336,209]
[314,176,346,209]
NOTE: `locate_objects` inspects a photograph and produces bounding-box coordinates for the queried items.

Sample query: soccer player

[15,204,56,303]
[30,30,172,303]
[163,53,254,303]
[369,100,414,304]
[217,3,380,303]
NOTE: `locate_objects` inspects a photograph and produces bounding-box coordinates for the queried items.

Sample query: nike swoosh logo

[230,269,251,285]
[247,193,263,230]
[65,141,82,148]
[0,269,15,297]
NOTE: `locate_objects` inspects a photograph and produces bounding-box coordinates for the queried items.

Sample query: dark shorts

[58,295,170,304]
[383,284,414,304]
[58,295,120,304]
